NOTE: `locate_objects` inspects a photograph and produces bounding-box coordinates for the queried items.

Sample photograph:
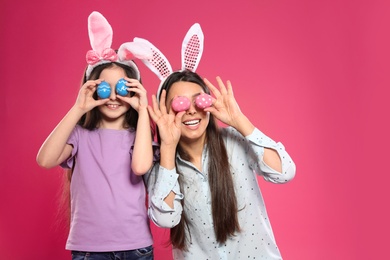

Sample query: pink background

[1,0,389,259]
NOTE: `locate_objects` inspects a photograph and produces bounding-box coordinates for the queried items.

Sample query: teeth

[184,120,200,125]
[107,104,118,109]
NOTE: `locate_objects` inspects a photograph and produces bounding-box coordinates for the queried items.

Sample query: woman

[146,70,296,259]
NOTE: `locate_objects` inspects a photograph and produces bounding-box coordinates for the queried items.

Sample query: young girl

[36,12,157,260]
[139,24,296,259]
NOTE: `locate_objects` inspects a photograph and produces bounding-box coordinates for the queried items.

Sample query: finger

[83,80,98,90]
[159,89,168,114]
[175,111,186,128]
[151,94,162,117]
[226,80,234,96]
[204,78,221,98]
[215,76,227,95]
[147,105,159,123]
[127,88,144,95]
[115,95,130,103]
[126,79,146,90]
[124,77,139,83]
[95,99,109,106]
[204,105,219,115]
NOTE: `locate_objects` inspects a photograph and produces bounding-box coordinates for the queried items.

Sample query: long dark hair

[159,70,240,250]
[79,62,140,130]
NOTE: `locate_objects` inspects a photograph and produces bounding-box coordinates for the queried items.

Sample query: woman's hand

[203,77,244,128]
[147,90,184,148]
[116,78,148,112]
[204,76,255,136]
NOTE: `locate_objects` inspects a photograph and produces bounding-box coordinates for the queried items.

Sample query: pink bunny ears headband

[85,11,152,80]
[133,23,204,99]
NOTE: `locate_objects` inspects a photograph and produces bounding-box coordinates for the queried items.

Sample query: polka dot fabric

[148,127,296,259]
[171,94,213,112]
[183,34,201,72]
[195,93,213,109]
[172,96,191,112]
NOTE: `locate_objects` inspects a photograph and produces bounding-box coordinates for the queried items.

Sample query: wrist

[70,105,87,118]
[233,115,254,136]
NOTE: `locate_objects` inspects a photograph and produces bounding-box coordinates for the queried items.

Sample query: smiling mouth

[106,104,120,109]
[183,119,200,126]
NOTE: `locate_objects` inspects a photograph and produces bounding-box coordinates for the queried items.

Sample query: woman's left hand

[204,77,246,129]
[116,78,148,111]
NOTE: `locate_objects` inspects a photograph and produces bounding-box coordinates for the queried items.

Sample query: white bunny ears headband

[133,23,204,99]
[85,11,152,80]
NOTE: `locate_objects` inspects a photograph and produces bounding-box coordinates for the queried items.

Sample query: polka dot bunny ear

[134,23,204,100]
[181,23,204,72]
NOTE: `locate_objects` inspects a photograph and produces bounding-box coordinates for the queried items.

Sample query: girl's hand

[116,78,148,111]
[147,90,185,147]
[74,79,108,112]
[203,76,245,129]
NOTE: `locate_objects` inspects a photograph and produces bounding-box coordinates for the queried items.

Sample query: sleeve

[59,126,79,169]
[146,163,184,228]
[152,141,160,163]
[245,128,296,183]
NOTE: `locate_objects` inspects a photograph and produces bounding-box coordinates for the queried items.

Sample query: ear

[181,23,204,72]
[88,11,113,52]
[117,41,153,61]
[133,37,173,81]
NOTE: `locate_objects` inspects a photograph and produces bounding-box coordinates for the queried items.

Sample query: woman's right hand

[147,90,184,148]
[74,79,108,112]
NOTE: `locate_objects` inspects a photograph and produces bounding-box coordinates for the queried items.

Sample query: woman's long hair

[159,70,240,250]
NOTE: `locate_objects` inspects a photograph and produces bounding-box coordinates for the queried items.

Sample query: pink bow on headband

[86,48,118,65]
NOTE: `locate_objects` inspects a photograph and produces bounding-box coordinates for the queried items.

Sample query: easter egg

[116,78,128,96]
[97,81,111,99]
[195,93,213,109]
[172,96,191,112]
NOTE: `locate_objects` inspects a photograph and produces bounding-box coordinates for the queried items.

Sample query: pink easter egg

[195,93,213,109]
[171,96,191,112]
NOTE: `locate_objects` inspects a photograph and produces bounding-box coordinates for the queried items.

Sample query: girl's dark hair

[79,62,140,130]
[160,70,240,250]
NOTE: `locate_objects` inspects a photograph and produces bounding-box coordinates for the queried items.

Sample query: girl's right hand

[147,90,184,148]
[74,79,108,112]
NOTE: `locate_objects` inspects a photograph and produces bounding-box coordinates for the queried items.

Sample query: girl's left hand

[116,78,148,111]
[203,76,245,129]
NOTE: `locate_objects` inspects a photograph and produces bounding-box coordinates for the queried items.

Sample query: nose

[109,86,117,100]
[186,102,197,115]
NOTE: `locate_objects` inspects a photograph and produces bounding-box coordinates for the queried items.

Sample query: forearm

[232,114,255,137]
[148,165,183,227]
[158,143,178,207]
[132,108,154,175]
[235,116,283,174]
[36,106,84,168]
[246,128,296,183]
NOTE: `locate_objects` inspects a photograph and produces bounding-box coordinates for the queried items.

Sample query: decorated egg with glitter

[171,96,191,112]
[116,78,128,96]
[97,81,111,99]
[195,93,213,109]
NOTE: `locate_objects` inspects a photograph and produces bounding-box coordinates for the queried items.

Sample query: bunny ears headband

[85,11,152,79]
[133,23,204,99]
[85,11,204,101]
